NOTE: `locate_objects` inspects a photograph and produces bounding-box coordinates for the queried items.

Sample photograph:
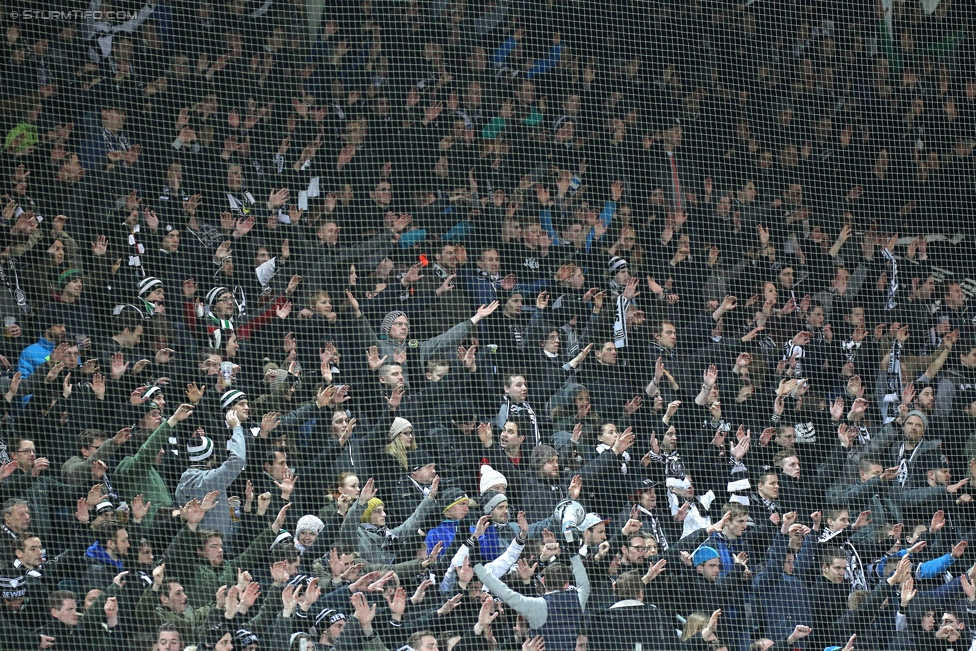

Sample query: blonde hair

[307,289,332,308]
[385,433,416,470]
[681,612,710,641]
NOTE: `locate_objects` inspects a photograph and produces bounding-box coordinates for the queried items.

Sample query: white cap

[578,513,608,531]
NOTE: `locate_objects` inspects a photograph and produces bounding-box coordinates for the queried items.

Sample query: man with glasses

[2,440,86,545]
[618,532,653,573]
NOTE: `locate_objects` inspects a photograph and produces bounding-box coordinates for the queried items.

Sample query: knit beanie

[137,276,163,297]
[692,546,720,567]
[296,514,325,535]
[206,286,230,310]
[479,465,508,495]
[482,491,508,515]
[270,531,294,550]
[607,256,629,277]
[361,498,385,522]
[187,436,214,463]
[907,409,929,432]
[380,310,407,337]
[235,629,258,648]
[530,445,558,471]
[314,607,347,630]
[388,417,413,440]
[220,389,246,410]
[440,487,469,515]
[0,574,25,600]
[201,625,233,650]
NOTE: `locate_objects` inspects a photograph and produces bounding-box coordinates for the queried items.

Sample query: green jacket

[61,437,124,486]
[172,525,276,609]
[115,421,176,521]
[136,583,214,643]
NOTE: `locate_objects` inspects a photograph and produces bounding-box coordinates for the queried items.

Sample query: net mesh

[0,0,975,650]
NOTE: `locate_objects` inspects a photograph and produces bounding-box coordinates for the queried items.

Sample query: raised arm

[473,563,548,629]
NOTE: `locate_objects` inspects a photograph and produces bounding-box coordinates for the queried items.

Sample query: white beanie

[480,465,508,495]
[388,417,413,440]
[296,514,325,535]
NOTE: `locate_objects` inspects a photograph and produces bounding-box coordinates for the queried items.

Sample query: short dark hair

[265,447,288,465]
[503,370,526,388]
[542,563,573,591]
[820,546,846,566]
[94,523,123,547]
[115,311,143,335]
[78,429,106,450]
[11,532,39,554]
[858,457,883,474]
[48,590,76,611]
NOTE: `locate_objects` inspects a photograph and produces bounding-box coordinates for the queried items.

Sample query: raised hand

[131,494,150,522]
[644,558,667,583]
[272,502,291,533]
[366,346,387,371]
[702,365,718,388]
[274,468,297,499]
[358,478,377,505]
[384,386,404,410]
[472,301,500,324]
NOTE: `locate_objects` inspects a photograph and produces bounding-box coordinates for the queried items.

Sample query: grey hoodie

[175,426,247,536]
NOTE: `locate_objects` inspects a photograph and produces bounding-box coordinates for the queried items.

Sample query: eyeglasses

[16,448,35,455]
[216,296,234,303]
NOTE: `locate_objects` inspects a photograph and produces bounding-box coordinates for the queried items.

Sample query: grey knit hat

[907,409,929,432]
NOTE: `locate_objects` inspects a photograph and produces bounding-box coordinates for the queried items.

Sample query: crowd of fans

[0,0,975,649]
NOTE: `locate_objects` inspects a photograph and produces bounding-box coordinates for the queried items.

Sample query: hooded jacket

[174,425,247,536]
[337,496,438,565]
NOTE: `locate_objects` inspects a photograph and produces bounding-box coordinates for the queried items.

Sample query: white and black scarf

[501,398,541,447]
[882,248,899,310]
[0,259,30,315]
[819,527,868,593]
[637,505,670,551]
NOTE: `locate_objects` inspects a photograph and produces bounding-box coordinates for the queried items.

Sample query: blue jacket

[537,590,582,651]
[475,523,504,562]
[18,337,55,378]
[753,533,814,645]
[425,520,462,554]
[85,541,122,571]
[705,531,753,578]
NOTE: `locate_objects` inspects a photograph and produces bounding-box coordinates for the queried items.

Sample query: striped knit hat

[206,286,230,310]
[380,310,407,337]
[220,388,246,410]
[137,276,163,297]
[187,436,214,463]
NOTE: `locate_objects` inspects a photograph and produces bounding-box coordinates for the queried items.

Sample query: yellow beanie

[361,498,385,523]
